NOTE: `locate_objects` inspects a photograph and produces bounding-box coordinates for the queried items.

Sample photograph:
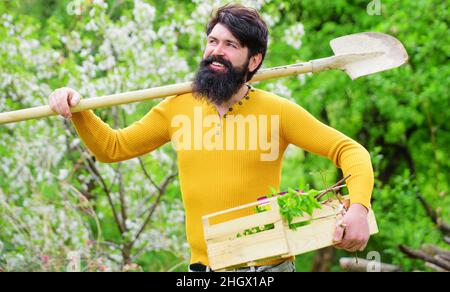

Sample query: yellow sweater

[71,88,374,266]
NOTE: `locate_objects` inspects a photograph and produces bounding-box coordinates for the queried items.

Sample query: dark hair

[206,4,268,81]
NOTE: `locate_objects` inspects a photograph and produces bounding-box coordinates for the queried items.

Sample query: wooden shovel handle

[0,62,313,125]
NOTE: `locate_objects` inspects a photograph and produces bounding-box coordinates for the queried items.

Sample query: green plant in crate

[277,188,322,230]
[236,178,326,237]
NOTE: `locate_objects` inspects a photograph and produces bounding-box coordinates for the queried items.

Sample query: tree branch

[315,174,351,201]
[111,108,128,234]
[138,157,161,192]
[421,244,450,259]
[64,123,125,234]
[399,244,450,271]
[416,193,450,235]
[83,152,126,234]
[445,236,450,245]
[425,262,448,272]
[340,257,401,272]
[130,170,178,247]
[116,162,128,233]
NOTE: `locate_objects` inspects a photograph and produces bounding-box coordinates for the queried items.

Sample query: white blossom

[284,23,305,49]
[0,0,290,271]
[266,80,292,98]
[133,0,156,28]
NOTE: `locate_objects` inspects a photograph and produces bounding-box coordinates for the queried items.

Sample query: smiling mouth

[210,62,227,71]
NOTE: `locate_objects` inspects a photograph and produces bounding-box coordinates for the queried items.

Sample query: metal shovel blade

[330,32,409,79]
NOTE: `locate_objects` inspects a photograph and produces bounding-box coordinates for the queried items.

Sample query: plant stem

[315,174,351,201]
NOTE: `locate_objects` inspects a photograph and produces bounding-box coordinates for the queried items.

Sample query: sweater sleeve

[281,98,374,208]
[70,100,171,163]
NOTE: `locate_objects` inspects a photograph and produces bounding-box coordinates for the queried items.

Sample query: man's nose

[211,43,225,56]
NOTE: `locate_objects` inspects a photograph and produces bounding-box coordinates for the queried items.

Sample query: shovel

[0,32,408,125]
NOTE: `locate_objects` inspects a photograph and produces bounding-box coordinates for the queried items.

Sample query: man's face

[192,24,255,105]
[203,23,250,73]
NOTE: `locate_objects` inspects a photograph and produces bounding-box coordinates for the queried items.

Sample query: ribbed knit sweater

[71,87,374,266]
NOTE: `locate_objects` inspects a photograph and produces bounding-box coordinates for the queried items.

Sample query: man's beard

[192,55,249,105]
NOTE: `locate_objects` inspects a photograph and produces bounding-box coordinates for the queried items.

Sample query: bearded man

[49,4,373,272]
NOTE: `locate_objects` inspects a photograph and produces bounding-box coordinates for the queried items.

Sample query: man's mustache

[201,55,233,70]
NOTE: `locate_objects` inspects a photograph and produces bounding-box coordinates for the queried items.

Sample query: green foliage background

[0,0,448,271]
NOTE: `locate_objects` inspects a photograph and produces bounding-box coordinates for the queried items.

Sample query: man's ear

[248,53,263,72]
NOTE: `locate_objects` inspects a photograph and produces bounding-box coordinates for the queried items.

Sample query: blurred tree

[0,0,448,271]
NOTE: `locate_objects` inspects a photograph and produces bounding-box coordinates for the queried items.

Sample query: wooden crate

[202,196,378,271]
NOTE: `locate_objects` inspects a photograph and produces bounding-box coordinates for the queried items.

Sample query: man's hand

[333,203,370,252]
[48,87,82,119]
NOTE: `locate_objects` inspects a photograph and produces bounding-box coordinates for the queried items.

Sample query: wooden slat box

[202,196,378,271]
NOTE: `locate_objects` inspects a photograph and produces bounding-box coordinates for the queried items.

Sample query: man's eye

[227,43,237,48]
